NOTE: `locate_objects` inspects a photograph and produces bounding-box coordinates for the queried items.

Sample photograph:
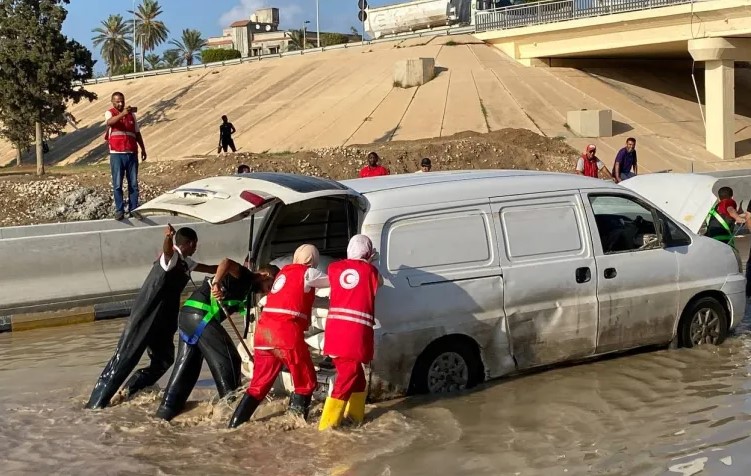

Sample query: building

[206,7,360,57]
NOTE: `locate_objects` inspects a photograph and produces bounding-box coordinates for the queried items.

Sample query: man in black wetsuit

[86,225,218,409]
[155,258,277,421]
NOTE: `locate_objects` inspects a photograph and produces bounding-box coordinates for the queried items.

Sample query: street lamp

[303,20,310,51]
[132,0,138,73]
[315,0,320,48]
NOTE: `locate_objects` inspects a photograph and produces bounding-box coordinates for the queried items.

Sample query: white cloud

[219,1,306,28]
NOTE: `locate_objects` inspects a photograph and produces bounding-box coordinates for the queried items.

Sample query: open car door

[620,173,717,234]
[134,172,363,224]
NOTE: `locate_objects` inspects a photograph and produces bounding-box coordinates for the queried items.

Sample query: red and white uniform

[324,259,380,400]
[247,264,322,399]
[105,107,139,153]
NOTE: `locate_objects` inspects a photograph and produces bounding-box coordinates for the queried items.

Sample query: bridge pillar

[704,60,735,160]
[689,38,751,160]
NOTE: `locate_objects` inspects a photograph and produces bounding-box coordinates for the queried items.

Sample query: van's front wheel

[409,338,483,395]
[679,297,728,348]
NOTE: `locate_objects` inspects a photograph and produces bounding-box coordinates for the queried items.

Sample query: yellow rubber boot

[318,397,347,431]
[344,392,366,425]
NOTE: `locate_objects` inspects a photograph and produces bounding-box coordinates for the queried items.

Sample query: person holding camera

[105,91,147,220]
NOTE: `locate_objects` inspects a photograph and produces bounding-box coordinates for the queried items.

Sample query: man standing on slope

[319,235,382,430]
[105,92,147,220]
[86,225,217,409]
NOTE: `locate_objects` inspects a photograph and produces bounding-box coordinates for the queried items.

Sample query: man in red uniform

[319,234,382,430]
[105,92,147,220]
[358,152,390,178]
[228,244,330,428]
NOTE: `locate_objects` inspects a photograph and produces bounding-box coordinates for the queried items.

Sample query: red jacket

[359,165,390,178]
[107,107,138,153]
[254,264,315,350]
[323,259,380,362]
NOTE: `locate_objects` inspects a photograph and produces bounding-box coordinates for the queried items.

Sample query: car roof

[340,170,619,209]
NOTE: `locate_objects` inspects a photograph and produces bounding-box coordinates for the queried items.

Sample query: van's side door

[491,192,598,369]
[581,191,680,353]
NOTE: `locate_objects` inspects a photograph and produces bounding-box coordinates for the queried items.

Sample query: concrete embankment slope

[4,34,751,173]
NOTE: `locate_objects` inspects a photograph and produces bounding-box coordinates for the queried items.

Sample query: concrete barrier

[0,216,253,316]
[393,58,436,88]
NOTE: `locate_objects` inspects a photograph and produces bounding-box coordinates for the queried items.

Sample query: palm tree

[144,53,162,70]
[132,0,169,71]
[286,29,313,51]
[168,29,206,66]
[92,14,133,75]
[161,50,182,68]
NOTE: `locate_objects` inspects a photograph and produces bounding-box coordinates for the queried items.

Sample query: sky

[62,0,386,74]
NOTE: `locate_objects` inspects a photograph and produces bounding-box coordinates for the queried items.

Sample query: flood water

[3,313,751,476]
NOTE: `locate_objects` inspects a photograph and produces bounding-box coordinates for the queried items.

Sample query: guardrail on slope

[475,0,705,33]
[80,25,476,86]
[0,216,250,316]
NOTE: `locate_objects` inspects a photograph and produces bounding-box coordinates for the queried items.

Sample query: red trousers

[246,342,317,400]
[331,358,367,400]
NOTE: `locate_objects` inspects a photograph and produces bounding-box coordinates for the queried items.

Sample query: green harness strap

[705,208,735,246]
[181,296,246,344]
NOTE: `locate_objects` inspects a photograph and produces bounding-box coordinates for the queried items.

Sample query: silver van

[137,170,746,399]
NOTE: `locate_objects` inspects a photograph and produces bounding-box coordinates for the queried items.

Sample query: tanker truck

[364,0,472,39]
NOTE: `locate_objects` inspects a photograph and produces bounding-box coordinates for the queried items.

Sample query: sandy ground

[0,129,578,227]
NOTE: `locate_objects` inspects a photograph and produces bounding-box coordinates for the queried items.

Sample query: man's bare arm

[136,132,147,159]
[194,263,218,274]
[163,224,176,262]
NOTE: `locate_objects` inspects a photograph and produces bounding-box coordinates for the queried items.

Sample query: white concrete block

[566,109,613,137]
[394,58,436,88]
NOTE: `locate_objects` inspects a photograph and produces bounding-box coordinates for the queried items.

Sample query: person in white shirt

[86,225,217,409]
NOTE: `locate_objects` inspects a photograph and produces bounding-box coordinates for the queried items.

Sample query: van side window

[589,195,659,254]
[386,212,492,271]
[657,210,691,247]
[501,203,584,261]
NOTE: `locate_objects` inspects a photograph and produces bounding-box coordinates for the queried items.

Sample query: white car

[136,170,746,399]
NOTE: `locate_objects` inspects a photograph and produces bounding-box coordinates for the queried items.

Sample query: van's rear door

[134,173,362,224]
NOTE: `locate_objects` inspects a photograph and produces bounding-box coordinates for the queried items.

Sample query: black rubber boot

[288,393,312,421]
[228,394,262,428]
[155,404,179,422]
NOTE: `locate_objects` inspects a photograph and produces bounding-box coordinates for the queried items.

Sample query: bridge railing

[476,0,701,33]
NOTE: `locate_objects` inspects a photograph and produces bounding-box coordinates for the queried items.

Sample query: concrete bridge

[475,0,751,160]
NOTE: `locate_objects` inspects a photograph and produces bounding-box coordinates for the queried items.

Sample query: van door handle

[604,268,617,279]
[575,267,591,283]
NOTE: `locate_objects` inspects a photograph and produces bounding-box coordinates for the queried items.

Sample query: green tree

[286,29,313,51]
[201,48,241,64]
[168,28,206,66]
[132,0,168,71]
[320,33,349,47]
[92,14,133,75]
[0,0,96,174]
[144,53,161,70]
[161,49,182,68]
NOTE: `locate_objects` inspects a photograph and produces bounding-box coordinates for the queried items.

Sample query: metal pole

[133,0,137,73]
[316,0,320,48]
[303,23,306,51]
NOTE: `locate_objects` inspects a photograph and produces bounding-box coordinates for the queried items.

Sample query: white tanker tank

[364,0,471,39]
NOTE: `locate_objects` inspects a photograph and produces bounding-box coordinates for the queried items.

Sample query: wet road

[2,235,751,475]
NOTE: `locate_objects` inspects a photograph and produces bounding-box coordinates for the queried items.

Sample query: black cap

[421,158,431,166]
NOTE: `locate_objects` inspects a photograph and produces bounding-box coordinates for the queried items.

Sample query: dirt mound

[0,129,578,227]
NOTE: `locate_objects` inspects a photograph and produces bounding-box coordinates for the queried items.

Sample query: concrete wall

[0,217,252,315]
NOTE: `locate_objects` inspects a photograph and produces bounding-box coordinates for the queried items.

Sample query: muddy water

[3,316,751,476]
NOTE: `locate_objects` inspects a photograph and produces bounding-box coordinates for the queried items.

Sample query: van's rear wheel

[410,338,483,395]
[679,297,728,348]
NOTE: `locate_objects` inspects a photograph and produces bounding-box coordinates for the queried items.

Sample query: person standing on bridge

[105,92,147,220]
[358,152,390,178]
[218,115,237,155]
[575,144,613,180]
[318,235,382,431]
[86,225,217,410]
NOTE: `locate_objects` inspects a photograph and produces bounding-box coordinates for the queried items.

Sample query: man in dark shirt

[155,258,277,421]
[219,115,237,154]
[613,138,638,183]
